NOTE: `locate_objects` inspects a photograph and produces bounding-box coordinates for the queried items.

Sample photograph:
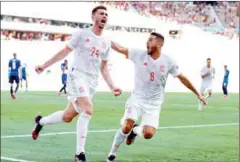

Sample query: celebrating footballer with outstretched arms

[106,32,206,162]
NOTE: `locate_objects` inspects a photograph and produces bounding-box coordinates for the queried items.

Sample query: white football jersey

[129,49,181,104]
[201,66,215,84]
[67,29,111,79]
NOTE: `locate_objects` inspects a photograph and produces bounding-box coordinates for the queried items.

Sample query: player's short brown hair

[92,5,107,15]
[151,32,164,43]
[207,58,211,60]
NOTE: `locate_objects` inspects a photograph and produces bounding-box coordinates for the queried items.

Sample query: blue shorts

[222,82,228,88]
[21,75,27,81]
[9,75,20,84]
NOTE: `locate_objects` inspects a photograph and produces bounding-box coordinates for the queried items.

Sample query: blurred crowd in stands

[1,30,70,41]
[1,14,92,28]
[98,1,239,29]
[214,2,239,28]
[97,1,239,38]
[1,1,239,41]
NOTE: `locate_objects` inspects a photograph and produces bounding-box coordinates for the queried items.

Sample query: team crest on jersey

[143,62,148,66]
[85,38,90,43]
[160,64,165,72]
[79,86,85,93]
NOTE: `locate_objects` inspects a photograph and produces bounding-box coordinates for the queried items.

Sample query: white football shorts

[120,95,162,129]
[67,68,98,113]
[200,81,212,94]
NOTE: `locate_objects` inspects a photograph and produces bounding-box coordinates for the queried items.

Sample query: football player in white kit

[32,6,122,162]
[198,58,215,110]
[106,32,206,162]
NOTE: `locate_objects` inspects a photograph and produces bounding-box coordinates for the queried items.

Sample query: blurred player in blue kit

[58,69,67,96]
[20,63,28,92]
[61,59,68,70]
[222,65,230,98]
[8,53,21,99]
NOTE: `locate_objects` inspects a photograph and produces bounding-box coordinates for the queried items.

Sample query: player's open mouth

[101,20,106,23]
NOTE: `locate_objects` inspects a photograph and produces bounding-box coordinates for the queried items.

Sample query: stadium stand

[1,1,239,41]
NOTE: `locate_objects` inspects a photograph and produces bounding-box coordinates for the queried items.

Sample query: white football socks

[76,113,92,155]
[133,125,143,137]
[39,111,64,126]
[109,129,129,156]
[205,94,211,104]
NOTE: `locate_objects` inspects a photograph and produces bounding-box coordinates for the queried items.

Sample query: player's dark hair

[150,32,164,43]
[207,58,211,60]
[92,5,107,15]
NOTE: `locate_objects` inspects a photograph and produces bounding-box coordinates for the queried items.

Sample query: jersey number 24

[91,47,100,57]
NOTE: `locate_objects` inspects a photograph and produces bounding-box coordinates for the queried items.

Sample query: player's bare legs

[58,84,67,96]
[15,83,19,94]
[208,90,212,97]
[198,87,206,111]
[107,119,134,162]
[20,80,23,88]
[32,101,78,140]
[131,125,156,140]
[10,83,16,99]
[21,79,28,91]
[74,96,93,162]
[32,96,92,162]
[107,119,156,162]
[198,88,211,111]
[222,83,228,98]
[206,90,212,104]
[25,80,28,92]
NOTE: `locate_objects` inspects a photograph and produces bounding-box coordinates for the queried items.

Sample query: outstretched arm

[100,60,122,96]
[8,60,11,70]
[42,46,72,69]
[36,30,81,73]
[177,74,206,104]
[111,41,129,58]
[36,46,72,73]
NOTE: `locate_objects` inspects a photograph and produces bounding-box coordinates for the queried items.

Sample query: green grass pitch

[1,91,239,162]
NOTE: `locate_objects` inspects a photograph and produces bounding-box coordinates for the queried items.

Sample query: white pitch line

[172,104,239,109]
[1,156,35,162]
[1,123,238,139]
[159,123,239,129]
